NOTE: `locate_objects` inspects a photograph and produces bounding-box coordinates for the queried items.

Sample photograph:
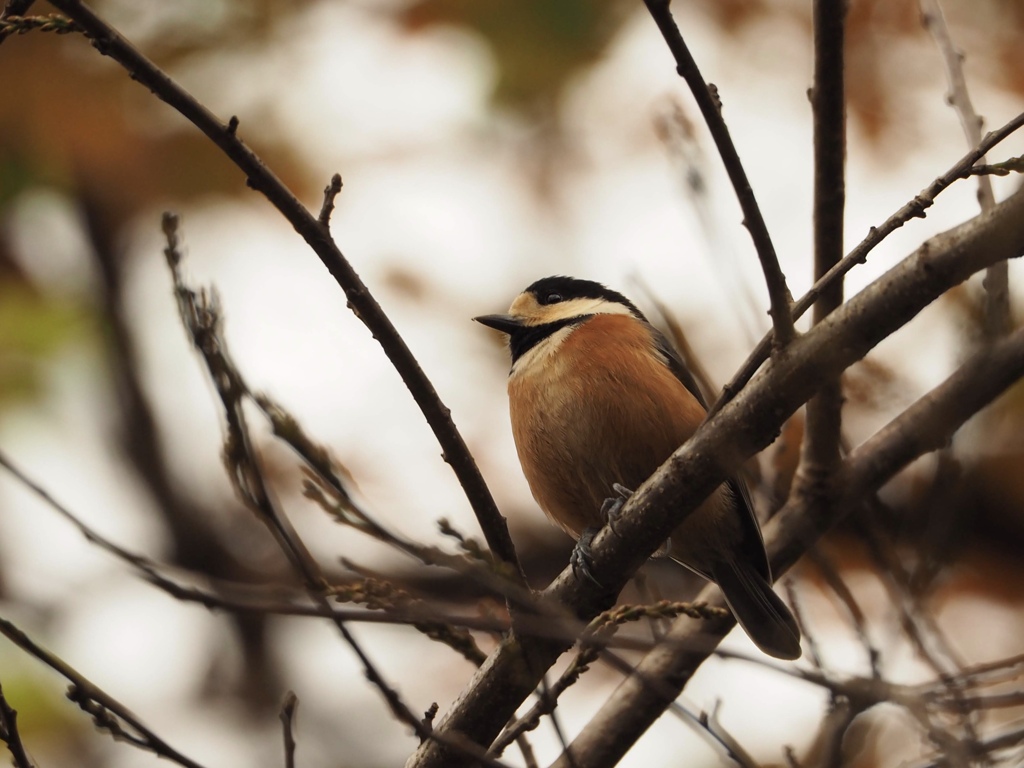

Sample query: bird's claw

[571,527,603,587]
[600,483,634,538]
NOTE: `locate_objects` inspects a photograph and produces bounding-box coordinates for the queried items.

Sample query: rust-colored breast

[508,314,714,543]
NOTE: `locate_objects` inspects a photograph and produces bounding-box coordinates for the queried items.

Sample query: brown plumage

[476,276,801,660]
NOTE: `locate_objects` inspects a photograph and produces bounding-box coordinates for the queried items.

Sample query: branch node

[318,173,344,226]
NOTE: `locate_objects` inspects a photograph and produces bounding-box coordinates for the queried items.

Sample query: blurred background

[1,0,1024,766]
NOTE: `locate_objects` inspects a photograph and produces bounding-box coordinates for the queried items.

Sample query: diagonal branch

[552,322,1024,768]
[408,182,1024,768]
[162,216,514,768]
[642,0,796,347]
[708,107,1024,418]
[43,0,526,586]
[0,617,207,768]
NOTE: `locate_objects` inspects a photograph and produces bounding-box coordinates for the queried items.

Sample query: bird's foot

[600,484,671,558]
[571,527,602,587]
[600,483,634,538]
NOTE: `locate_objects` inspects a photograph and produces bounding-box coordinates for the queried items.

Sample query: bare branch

[806,550,880,676]
[318,173,343,226]
[857,518,981,763]
[0,679,34,768]
[0,617,207,768]
[46,0,526,587]
[920,0,1009,336]
[795,0,847,499]
[709,108,1024,418]
[280,692,298,768]
[164,214,508,764]
[552,323,1024,768]
[0,449,173,579]
[909,723,1024,768]
[969,156,1024,177]
[410,189,1024,767]
[642,0,796,347]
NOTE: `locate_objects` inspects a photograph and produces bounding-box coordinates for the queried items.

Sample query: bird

[475,275,801,660]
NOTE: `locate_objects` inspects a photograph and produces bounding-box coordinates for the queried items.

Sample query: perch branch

[409,184,1024,768]
[552,321,1024,768]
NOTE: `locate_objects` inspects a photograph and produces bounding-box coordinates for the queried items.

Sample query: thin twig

[318,173,342,226]
[163,216,518,768]
[650,102,765,342]
[0,449,173,577]
[280,692,298,768]
[0,679,34,768]
[45,0,526,588]
[0,446,469,633]
[708,108,1024,418]
[540,678,578,768]
[0,443,701,663]
[856,514,982,763]
[909,723,1024,768]
[262,394,537,611]
[920,0,1008,337]
[163,215,514,767]
[700,701,761,768]
[806,549,880,677]
[968,156,1024,177]
[642,0,796,348]
[784,580,823,671]
[0,617,207,768]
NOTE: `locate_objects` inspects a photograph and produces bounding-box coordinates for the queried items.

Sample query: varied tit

[475,275,801,660]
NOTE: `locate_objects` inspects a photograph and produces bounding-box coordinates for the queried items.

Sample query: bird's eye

[540,291,563,305]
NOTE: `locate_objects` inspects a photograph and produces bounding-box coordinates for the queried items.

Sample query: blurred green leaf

[0,283,91,407]
[400,0,633,110]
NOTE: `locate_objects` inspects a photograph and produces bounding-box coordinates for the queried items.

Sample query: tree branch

[708,107,1024,418]
[551,322,1024,768]
[44,0,526,586]
[642,0,796,347]
[0,617,207,768]
[408,183,1024,768]
[163,216,517,767]
[794,0,848,506]
[0,679,33,768]
[280,692,298,768]
[920,0,1009,337]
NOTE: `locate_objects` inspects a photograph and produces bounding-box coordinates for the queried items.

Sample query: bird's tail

[710,559,802,660]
